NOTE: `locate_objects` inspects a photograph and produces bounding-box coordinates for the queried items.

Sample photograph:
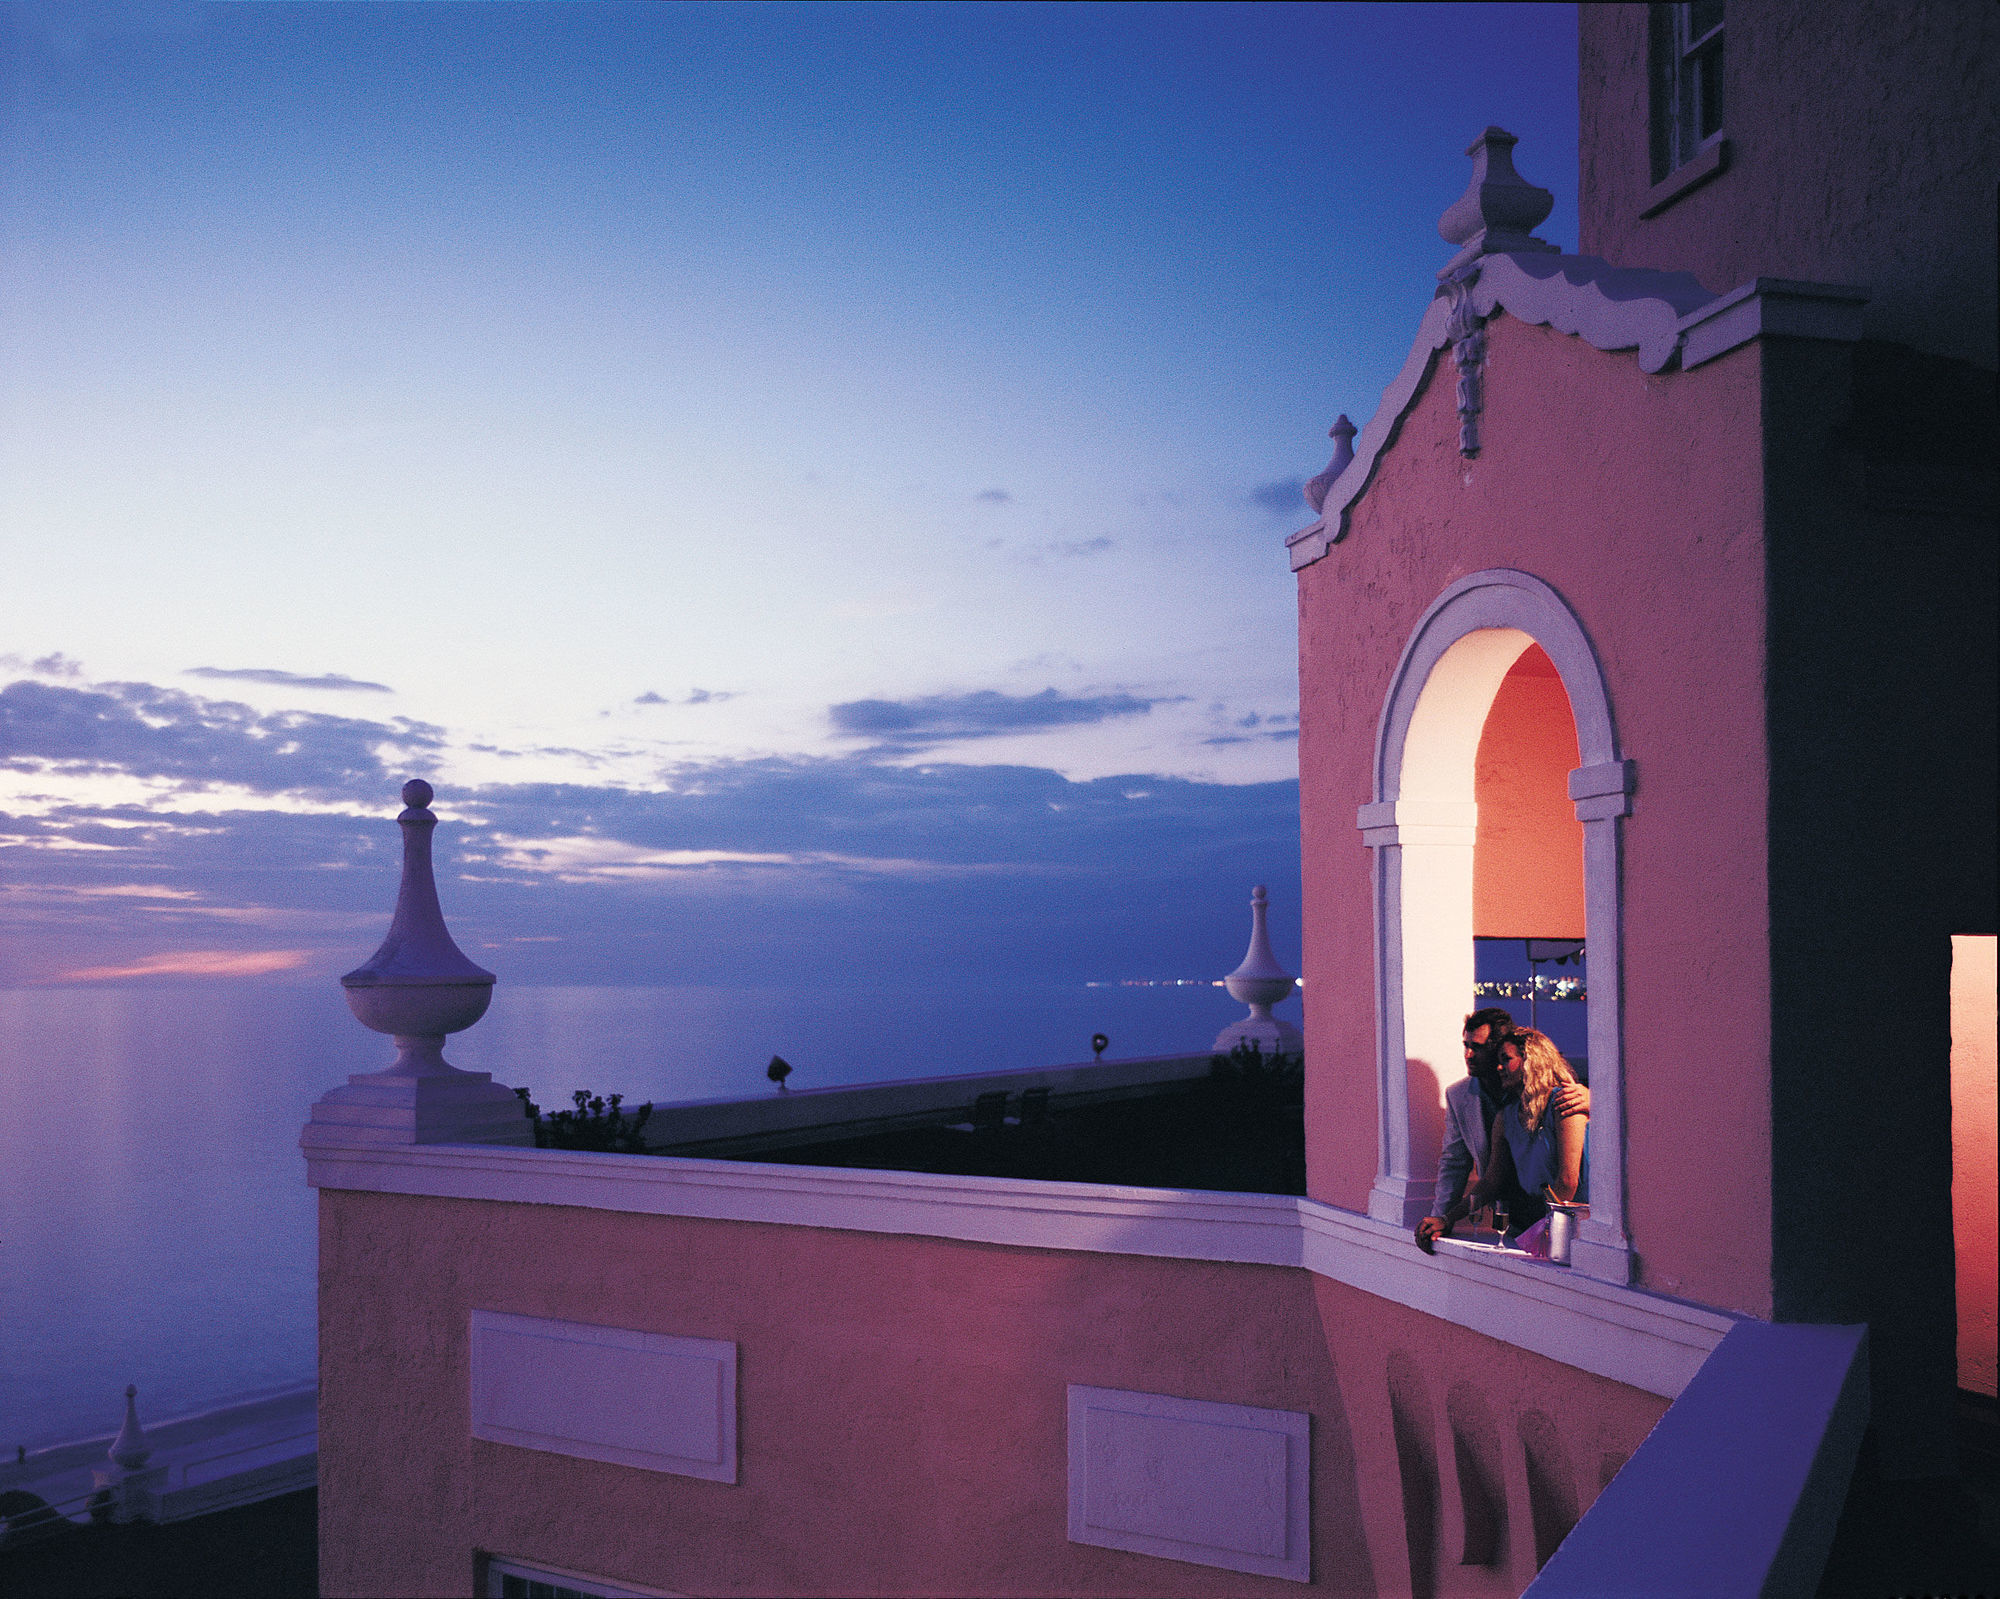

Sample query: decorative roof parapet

[1284,259,1865,571]
[1285,124,1865,571]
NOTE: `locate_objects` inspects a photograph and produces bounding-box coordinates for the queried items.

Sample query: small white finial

[304,781,534,1146]
[1216,885,1302,1054]
[1437,126,1557,275]
[108,1385,151,1470]
[1304,417,1357,513]
[340,781,496,1075]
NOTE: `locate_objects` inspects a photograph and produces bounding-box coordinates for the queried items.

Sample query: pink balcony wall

[318,1188,1670,1599]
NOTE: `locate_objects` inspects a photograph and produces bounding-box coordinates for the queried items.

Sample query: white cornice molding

[1286,258,1868,571]
[305,1138,1736,1400]
[1677,277,1869,370]
[1465,253,1715,374]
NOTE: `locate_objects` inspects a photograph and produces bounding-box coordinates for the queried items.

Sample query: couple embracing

[1414,1006,1589,1254]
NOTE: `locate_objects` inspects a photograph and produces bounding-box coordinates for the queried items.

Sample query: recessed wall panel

[470,1310,736,1482]
[1067,1384,1310,1582]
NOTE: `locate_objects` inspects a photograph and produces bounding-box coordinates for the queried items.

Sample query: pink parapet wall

[1951,934,1998,1398]
[317,1189,1669,1599]
[1297,310,1774,1316]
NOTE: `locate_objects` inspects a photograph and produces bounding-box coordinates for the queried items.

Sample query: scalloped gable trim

[1286,253,1720,572]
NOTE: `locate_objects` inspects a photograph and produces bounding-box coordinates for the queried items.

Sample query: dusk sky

[0,1,1579,988]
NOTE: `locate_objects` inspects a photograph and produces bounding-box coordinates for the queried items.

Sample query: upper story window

[1650,1,1724,181]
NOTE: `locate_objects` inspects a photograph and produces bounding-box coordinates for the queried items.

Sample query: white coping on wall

[1286,256,1869,570]
[0,1383,317,1530]
[1524,1321,1868,1598]
[305,1140,1737,1402]
[1676,277,1868,371]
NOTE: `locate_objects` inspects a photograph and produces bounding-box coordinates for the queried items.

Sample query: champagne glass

[1491,1200,1511,1247]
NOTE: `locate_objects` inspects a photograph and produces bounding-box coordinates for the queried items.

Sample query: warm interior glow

[1397,629,1591,1165]
[1952,933,1998,1398]
[1398,627,1535,1113]
[1473,644,1585,938]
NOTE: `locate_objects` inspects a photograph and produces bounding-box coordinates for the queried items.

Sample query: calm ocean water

[0,978,1262,1453]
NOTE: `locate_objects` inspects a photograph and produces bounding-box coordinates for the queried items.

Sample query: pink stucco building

[303,7,1997,1595]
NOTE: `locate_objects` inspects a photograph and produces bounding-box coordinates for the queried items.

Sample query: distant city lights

[1085,979,1229,988]
[1084,978,1307,988]
[1475,977,1588,1002]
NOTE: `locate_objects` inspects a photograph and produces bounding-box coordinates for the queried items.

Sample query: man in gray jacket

[1415,1007,1587,1251]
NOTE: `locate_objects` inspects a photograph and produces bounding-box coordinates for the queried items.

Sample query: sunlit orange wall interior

[1473,644,1585,939]
[1952,933,1998,1398]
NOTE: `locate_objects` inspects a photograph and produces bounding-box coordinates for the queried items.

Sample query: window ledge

[1641,134,1729,219]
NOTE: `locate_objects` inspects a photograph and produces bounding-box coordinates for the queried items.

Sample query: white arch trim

[1357,570,1635,1285]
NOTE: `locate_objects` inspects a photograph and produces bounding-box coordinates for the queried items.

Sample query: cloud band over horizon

[1,667,1301,989]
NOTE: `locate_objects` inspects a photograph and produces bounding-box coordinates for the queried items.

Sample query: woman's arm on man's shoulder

[1552,1082,1590,1119]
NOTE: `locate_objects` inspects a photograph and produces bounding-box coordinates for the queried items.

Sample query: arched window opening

[1360,570,1633,1284]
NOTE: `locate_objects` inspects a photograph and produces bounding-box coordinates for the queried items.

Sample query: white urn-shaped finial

[1437,126,1558,275]
[304,782,531,1148]
[340,779,496,1076]
[108,1385,151,1470]
[1215,885,1303,1055]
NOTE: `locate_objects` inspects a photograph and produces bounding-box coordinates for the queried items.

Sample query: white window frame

[1650,1,1725,182]
[484,1554,684,1597]
[1358,570,1633,1284]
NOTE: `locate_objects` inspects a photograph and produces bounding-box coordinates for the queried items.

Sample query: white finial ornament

[302,782,532,1149]
[1304,416,1357,513]
[108,1384,151,1469]
[339,778,497,1075]
[1214,885,1303,1055]
[1436,129,1554,458]
[92,1383,166,1523]
[1437,126,1558,274]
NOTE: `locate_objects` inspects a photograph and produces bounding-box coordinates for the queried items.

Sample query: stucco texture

[1578,0,2000,370]
[318,1189,1667,1598]
[1296,310,1772,1315]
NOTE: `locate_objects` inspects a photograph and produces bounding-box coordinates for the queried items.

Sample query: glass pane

[1695,46,1723,140]
[1687,0,1724,47]
[1649,4,1678,181]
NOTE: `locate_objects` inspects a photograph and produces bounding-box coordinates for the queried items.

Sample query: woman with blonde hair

[1438,1028,1588,1242]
